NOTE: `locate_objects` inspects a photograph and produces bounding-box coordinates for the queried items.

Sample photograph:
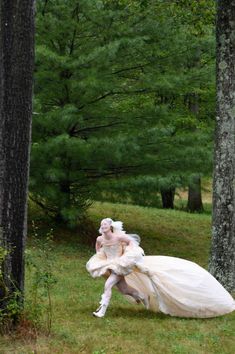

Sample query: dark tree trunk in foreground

[160,188,175,209]
[209,0,235,291]
[187,175,204,212]
[0,1,34,311]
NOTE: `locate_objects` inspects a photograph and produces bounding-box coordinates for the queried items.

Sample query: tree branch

[111,64,150,75]
[69,29,77,55]
[42,0,49,16]
[69,121,126,137]
[29,195,57,214]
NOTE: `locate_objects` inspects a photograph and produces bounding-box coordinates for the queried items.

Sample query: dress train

[86,241,235,318]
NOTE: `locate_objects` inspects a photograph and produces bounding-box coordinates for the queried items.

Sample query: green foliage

[0,248,22,329]
[0,246,8,286]
[32,0,216,224]
[25,222,57,334]
[93,175,185,207]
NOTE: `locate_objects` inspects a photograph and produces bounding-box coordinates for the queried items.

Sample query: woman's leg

[93,272,121,317]
[103,272,122,302]
[117,277,149,308]
[116,276,140,299]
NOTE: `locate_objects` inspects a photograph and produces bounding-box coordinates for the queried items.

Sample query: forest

[31,0,215,224]
[0,1,234,353]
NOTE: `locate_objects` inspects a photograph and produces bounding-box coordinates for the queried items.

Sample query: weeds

[25,221,57,335]
[0,247,23,332]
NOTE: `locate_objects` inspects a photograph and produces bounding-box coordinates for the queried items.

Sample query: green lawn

[0,202,234,354]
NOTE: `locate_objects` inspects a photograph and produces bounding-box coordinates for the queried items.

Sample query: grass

[0,201,234,354]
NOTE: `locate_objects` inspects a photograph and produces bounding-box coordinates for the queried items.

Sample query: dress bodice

[102,242,123,260]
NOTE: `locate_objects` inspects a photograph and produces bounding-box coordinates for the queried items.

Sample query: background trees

[32,0,215,225]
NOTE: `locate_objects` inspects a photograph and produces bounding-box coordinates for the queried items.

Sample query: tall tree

[209,0,235,291]
[0,0,34,313]
[32,0,215,222]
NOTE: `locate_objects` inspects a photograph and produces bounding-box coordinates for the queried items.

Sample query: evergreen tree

[32,0,215,223]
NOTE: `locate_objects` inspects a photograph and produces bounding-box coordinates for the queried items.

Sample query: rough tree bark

[209,0,235,291]
[0,1,35,311]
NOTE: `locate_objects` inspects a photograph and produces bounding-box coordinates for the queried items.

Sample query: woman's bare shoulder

[96,235,103,243]
[116,232,129,243]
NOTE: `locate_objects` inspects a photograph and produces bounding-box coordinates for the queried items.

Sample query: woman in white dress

[86,218,235,318]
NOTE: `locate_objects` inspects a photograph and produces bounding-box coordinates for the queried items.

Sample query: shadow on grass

[80,305,216,322]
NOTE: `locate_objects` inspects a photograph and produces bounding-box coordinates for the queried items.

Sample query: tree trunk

[160,188,175,209]
[209,0,235,291]
[0,1,35,312]
[187,175,204,212]
[55,180,71,223]
[188,93,199,115]
[187,91,204,213]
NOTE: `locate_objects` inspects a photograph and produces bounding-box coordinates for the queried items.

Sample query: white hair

[99,218,141,246]
[99,218,123,234]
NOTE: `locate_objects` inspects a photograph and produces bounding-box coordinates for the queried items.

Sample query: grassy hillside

[0,202,234,354]
[89,202,212,266]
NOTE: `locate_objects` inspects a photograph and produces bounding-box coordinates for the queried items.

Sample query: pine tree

[32,0,215,223]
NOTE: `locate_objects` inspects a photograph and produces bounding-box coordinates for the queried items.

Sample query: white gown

[86,237,235,318]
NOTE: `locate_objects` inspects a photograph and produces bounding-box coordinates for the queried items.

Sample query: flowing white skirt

[86,248,235,318]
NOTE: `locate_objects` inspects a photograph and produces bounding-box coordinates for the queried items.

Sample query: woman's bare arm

[95,236,103,252]
[118,234,135,247]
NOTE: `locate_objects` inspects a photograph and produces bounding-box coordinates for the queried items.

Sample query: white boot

[135,293,150,309]
[140,294,150,309]
[93,304,108,318]
[93,294,109,318]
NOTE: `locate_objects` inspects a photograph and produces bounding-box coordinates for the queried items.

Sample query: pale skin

[95,219,143,304]
[96,219,135,252]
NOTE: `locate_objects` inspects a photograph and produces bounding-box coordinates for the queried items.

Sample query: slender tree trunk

[188,93,199,116]
[160,188,175,209]
[0,1,35,312]
[209,0,235,291]
[187,93,204,213]
[185,90,204,213]
[187,175,204,212]
[55,180,71,223]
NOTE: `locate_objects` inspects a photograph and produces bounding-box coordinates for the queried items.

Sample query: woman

[86,218,235,318]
